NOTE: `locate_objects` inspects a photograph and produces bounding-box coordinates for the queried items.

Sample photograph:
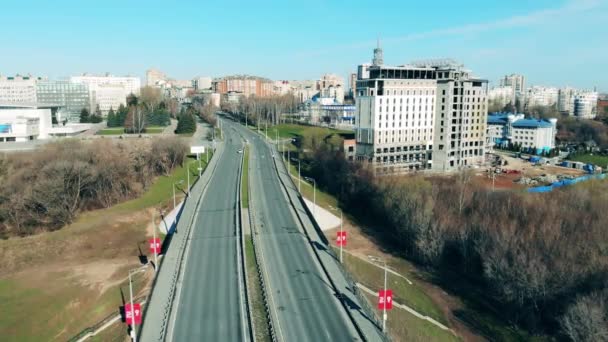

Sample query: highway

[228,119,362,342]
[167,124,249,341]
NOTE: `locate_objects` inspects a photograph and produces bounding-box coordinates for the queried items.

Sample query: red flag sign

[378,289,393,310]
[336,231,347,247]
[149,238,161,255]
[125,303,142,325]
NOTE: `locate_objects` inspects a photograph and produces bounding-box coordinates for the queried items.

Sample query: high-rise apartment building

[500,74,525,97]
[349,73,357,97]
[573,92,598,119]
[354,48,488,174]
[488,86,515,107]
[36,80,90,122]
[525,86,558,107]
[0,75,41,103]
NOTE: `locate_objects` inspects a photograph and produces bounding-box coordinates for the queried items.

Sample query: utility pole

[339,209,343,263]
[383,261,387,333]
[129,269,138,342]
[152,213,158,271]
[186,162,190,197]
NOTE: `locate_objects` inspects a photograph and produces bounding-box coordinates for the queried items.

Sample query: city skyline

[1,0,607,91]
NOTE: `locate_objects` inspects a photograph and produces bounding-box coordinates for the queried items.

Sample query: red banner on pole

[149,238,161,255]
[125,303,142,325]
[378,289,393,310]
[336,231,347,246]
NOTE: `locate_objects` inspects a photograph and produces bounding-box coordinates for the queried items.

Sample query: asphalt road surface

[228,120,361,342]
[169,125,247,341]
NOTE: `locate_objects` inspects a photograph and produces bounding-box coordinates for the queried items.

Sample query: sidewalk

[158,202,184,234]
[302,198,340,231]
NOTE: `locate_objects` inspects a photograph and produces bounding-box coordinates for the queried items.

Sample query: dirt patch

[70,258,137,294]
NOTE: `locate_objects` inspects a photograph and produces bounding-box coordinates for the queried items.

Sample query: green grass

[338,249,448,325]
[568,153,608,168]
[242,146,250,208]
[244,236,271,341]
[115,154,212,211]
[361,292,460,342]
[266,123,352,141]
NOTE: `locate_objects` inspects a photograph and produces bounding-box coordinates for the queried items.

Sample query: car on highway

[237,149,243,154]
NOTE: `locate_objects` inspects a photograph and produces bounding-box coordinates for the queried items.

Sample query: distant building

[36,80,90,123]
[193,76,212,91]
[488,86,515,108]
[90,84,129,114]
[0,74,41,103]
[70,74,141,96]
[598,97,608,116]
[316,74,345,103]
[500,74,525,98]
[146,68,166,87]
[573,92,598,119]
[487,113,556,154]
[558,87,577,115]
[525,86,558,107]
[213,75,273,97]
[349,73,357,97]
[343,138,356,161]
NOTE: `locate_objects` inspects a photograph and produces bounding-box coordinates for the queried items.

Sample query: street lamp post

[330,206,344,263]
[128,269,138,342]
[173,180,184,209]
[305,177,316,219]
[152,212,158,271]
[186,161,190,197]
[382,261,388,333]
[198,153,202,177]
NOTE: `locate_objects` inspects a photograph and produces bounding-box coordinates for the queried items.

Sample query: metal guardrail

[247,142,279,342]
[237,141,255,341]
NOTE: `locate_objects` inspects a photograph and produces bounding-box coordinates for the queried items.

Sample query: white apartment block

[488,86,514,107]
[487,113,556,154]
[70,74,141,96]
[355,65,437,173]
[0,75,40,103]
[427,61,488,171]
[90,84,128,114]
[573,92,598,119]
[500,74,525,95]
[558,87,576,115]
[525,86,558,107]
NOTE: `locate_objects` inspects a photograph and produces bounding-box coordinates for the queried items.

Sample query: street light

[382,260,388,333]
[304,176,316,219]
[173,180,184,209]
[152,212,158,271]
[291,158,301,192]
[128,268,144,342]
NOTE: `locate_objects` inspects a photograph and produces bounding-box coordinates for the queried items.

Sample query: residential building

[36,80,90,122]
[146,68,166,87]
[413,59,488,171]
[558,87,576,115]
[349,73,357,97]
[0,75,41,103]
[500,74,525,97]
[573,92,598,119]
[488,86,515,108]
[487,113,556,154]
[354,52,438,173]
[70,73,141,96]
[213,75,273,97]
[193,76,212,91]
[525,86,558,107]
[598,96,608,117]
[343,138,356,161]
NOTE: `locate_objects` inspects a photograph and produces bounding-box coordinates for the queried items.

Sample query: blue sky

[1,0,606,91]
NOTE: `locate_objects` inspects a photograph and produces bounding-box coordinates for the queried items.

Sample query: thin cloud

[293,0,604,58]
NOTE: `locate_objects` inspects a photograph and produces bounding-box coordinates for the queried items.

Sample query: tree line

[293,130,608,341]
[0,137,188,238]
[221,94,298,127]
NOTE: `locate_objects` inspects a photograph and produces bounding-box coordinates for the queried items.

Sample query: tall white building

[500,74,525,97]
[0,75,41,103]
[573,92,598,119]
[558,87,576,115]
[355,58,437,173]
[193,76,212,91]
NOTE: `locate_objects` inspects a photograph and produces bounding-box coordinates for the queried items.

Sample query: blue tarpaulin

[527,174,607,193]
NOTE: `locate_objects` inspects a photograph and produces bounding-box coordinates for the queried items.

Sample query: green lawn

[338,249,448,325]
[242,147,250,208]
[115,154,212,212]
[568,153,608,168]
[244,236,271,341]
